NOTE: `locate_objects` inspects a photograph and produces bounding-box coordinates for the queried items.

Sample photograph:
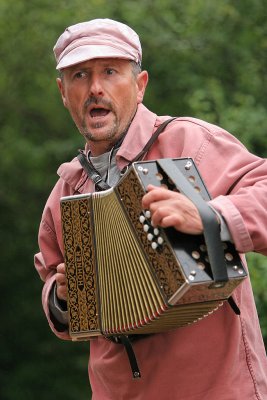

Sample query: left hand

[142,184,203,235]
[55,263,67,301]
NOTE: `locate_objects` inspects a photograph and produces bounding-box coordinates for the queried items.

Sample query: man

[34,18,267,399]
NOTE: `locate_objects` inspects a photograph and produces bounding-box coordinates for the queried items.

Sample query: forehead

[63,58,131,72]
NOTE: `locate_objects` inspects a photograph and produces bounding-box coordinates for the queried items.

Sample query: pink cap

[53,18,142,70]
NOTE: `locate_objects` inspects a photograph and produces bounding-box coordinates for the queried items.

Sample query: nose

[89,74,104,97]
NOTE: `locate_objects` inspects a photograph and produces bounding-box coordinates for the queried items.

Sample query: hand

[142,184,203,235]
[55,263,67,301]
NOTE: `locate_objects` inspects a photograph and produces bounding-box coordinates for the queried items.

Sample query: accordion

[60,158,247,341]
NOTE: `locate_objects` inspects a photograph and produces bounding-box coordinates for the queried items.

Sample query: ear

[136,70,149,104]
[56,77,68,108]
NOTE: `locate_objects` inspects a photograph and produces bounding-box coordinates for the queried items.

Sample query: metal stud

[185,161,192,170]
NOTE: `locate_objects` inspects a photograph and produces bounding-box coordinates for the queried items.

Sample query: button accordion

[60,158,246,341]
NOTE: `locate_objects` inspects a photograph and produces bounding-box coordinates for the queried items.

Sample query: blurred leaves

[1,0,267,399]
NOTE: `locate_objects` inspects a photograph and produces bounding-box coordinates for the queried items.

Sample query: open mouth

[90,107,110,118]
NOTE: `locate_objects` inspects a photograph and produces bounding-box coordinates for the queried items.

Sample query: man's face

[57,58,148,155]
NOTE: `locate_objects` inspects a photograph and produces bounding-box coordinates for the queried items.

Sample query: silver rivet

[185,161,192,170]
[213,282,225,288]
[142,168,149,175]
[225,252,234,261]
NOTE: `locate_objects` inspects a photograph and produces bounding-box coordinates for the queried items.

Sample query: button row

[139,211,164,250]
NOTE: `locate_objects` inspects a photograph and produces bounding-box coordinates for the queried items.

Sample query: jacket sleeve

[34,187,71,340]
[196,127,267,256]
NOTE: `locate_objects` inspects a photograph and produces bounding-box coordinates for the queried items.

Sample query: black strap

[130,118,177,164]
[228,296,241,315]
[157,158,229,285]
[77,150,111,191]
[118,336,141,379]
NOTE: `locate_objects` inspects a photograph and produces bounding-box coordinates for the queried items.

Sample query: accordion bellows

[60,158,246,340]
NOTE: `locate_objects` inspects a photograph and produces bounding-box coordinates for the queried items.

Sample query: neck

[88,130,128,157]
[88,141,114,157]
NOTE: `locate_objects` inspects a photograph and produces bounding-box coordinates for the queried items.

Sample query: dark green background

[1,1,267,398]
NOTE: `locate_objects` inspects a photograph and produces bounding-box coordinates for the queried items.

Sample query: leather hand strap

[157,158,229,285]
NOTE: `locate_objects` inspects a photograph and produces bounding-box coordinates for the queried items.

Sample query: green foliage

[1,0,267,399]
[247,253,267,339]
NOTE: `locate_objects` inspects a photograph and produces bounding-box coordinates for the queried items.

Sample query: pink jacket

[35,104,267,399]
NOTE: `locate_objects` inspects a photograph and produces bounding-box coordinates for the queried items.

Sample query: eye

[73,71,87,79]
[105,68,116,75]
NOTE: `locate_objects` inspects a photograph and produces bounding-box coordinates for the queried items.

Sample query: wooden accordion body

[60,158,247,340]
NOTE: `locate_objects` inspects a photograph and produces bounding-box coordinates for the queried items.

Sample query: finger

[56,263,66,274]
[56,284,67,301]
[55,272,66,286]
[142,186,175,208]
[150,205,179,227]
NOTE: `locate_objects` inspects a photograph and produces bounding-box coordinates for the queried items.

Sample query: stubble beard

[80,116,119,143]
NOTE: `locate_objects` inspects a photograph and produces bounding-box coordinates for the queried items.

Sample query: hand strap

[157,158,229,285]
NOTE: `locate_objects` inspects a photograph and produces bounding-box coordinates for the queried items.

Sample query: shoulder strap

[130,117,177,163]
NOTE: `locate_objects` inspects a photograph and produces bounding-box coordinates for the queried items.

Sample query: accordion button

[139,215,146,224]
[145,210,151,218]
[153,228,160,235]
[147,233,153,241]
[157,237,164,245]
[151,242,158,250]
[143,224,150,232]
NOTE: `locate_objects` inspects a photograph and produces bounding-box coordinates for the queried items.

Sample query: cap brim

[56,44,135,70]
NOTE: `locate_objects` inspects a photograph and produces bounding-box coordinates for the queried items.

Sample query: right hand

[55,263,67,301]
